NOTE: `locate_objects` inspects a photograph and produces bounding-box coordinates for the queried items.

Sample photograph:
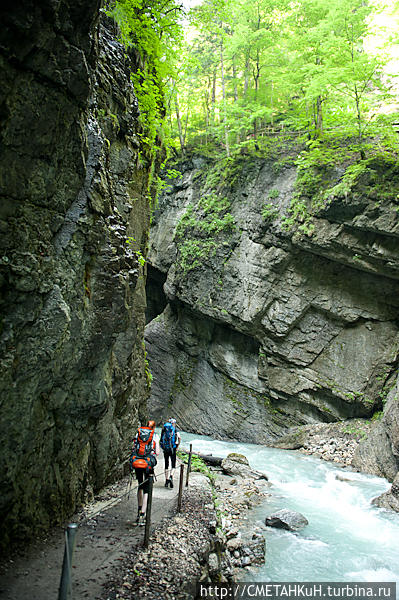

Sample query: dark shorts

[163,449,177,470]
[135,468,153,494]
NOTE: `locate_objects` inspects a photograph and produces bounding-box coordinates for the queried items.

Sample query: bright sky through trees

[108,0,398,162]
[166,0,399,156]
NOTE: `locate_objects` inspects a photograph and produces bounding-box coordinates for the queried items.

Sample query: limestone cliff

[145,152,399,483]
[0,1,151,549]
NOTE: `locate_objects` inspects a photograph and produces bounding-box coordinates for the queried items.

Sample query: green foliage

[165,167,182,180]
[166,0,396,157]
[141,341,153,389]
[323,161,370,201]
[126,236,146,267]
[262,202,279,222]
[177,238,218,273]
[341,423,368,440]
[281,131,399,235]
[174,194,236,273]
[106,0,183,157]
[371,411,383,422]
[144,358,153,389]
[268,189,280,199]
[154,167,182,205]
[322,153,399,208]
[178,452,215,482]
[282,203,315,236]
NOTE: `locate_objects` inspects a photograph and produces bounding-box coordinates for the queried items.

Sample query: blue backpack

[160,422,176,451]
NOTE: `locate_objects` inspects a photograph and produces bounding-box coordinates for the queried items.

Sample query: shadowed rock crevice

[145,264,168,324]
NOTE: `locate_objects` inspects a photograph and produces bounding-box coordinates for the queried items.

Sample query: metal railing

[58,446,194,599]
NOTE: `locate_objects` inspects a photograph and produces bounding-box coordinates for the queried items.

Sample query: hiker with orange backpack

[129,420,160,526]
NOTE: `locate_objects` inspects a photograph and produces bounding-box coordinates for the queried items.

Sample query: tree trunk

[355,85,365,159]
[232,59,238,103]
[183,100,189,148]
[315,95,323,137]
[179,448,223,466]
[203,91,210,145]
[349,24,365,158]
[220,41,230,156]
[270,81,274,126]
[175,96,185,154]
[211,68,217,126]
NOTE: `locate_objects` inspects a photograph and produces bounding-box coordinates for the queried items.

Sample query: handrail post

[185,443,192,487]
[177,463,185,513]
[58,523,78,600]
[143,475,154,548]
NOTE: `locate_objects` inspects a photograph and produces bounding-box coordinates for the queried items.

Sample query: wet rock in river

[221,454,268,480]
[265,509,309,531]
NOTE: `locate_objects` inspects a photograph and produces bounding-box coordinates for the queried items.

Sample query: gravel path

[0,454,271,600]
[0,465,178,600]
[103,473,217,600]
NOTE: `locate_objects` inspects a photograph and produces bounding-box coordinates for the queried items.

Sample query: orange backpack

[129,426,157,471]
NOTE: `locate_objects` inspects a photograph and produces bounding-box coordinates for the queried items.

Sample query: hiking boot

[169,477,174,489]
[138,512,146,527]
[164,479,169,488]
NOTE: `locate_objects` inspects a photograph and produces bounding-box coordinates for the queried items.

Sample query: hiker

[129,420,160,526]
[160,418,181,489]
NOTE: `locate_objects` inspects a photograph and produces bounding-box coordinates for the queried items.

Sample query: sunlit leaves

[168,0,395,155]
[107,0,184,153]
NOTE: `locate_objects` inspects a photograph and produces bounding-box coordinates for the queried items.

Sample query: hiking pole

[127,471,133,500]
[185,443,192,487]
[143,474,153,548]
[58,523,78,600]
[177,463,185,513]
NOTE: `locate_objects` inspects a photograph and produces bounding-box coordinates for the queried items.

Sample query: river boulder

[221,453,268,480]
[227,452,249,465]
[265,509,309,531]
[372,473,399,513]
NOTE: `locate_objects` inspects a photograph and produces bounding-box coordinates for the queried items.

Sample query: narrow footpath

[0,464,179,600]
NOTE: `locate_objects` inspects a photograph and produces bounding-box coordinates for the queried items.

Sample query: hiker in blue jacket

[160,418,181,488]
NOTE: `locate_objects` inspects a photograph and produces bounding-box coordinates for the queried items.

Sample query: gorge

[1,0,399,570]
[145,152,399,495]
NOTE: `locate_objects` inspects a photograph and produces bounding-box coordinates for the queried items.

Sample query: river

[180,431,399,592]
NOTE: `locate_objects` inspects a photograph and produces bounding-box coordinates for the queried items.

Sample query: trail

[0,465,179,600]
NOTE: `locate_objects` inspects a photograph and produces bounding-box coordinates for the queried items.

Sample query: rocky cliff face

[145,152,399,484]
[0,1,151,549]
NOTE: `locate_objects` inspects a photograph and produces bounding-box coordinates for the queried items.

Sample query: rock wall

[0,1,151,549]
[145,154,399,478]
[353,377,399,480]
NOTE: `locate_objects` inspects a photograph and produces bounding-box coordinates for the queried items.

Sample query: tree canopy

[165,0,399,158]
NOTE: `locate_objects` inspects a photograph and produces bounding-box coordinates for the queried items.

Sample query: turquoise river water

[180,431,399,593]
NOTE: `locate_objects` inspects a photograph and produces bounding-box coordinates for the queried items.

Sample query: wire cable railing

[57,450,193,600]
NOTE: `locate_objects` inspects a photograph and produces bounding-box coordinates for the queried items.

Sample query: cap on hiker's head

[147,420,156,429]
[169,418,176,424]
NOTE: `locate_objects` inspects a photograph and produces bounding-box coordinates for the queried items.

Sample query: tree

[324,0,388,156]
[166,0,395,157]
[107,0,184,153]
